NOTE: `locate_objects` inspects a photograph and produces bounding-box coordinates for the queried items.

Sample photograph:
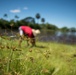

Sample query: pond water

[38,30,76,44]
[0,29,76,44]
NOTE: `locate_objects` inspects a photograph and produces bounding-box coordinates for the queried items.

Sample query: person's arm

[19,29,23,36]
[18,27,24,47]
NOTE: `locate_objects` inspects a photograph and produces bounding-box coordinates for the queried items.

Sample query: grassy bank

[0,36,76,75]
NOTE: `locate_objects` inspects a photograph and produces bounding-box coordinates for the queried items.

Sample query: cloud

[10,9,21,13]
[23,7,28,10]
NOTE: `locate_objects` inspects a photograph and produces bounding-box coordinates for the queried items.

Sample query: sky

[0,0,76,28]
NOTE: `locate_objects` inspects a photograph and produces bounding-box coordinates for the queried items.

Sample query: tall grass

[0,36,76,75]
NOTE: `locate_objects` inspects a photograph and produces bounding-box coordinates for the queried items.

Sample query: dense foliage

[0,13,76,32]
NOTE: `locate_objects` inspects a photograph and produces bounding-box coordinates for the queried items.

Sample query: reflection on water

[38,30,76,44]
[0,29,76,44]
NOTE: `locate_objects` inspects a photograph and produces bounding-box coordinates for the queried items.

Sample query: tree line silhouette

[0,13,76,32]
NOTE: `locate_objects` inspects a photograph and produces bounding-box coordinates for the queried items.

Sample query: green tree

[23,16,35,24]
[70,27,76,32]
[3,14,8,34]
[60,27,69,32]
[4,14,8,19]
[0,18,4,28]
[35,13,40,24]
[44,23,58,30]
[15,15,19,21]
[41,18,45,24]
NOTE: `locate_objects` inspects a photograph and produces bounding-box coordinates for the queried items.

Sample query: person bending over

[18,25,40,47]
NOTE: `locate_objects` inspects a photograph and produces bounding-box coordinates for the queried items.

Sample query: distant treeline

[0,13,76,32]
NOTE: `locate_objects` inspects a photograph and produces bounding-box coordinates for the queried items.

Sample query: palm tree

[15,15,19,29]
[35,13,40,24]
[3,14,8,34]
[41,18,45,24]
[4,14,8,19]
[10,20,14,35]
[15,15,19,21]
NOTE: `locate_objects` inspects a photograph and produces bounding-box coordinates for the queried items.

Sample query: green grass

[0,36,76,75]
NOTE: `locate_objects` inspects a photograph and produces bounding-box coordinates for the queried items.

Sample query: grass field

[0,36,76,75]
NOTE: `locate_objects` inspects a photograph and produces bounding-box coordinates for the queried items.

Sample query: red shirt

[20,26,34,38]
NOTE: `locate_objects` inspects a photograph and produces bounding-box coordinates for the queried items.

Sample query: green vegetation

[0,13,76,75]
[0,13,76,32]
[0,36,76,75]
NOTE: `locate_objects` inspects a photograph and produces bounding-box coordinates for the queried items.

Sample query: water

[38,30,76,44]
[0,29,76,44]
